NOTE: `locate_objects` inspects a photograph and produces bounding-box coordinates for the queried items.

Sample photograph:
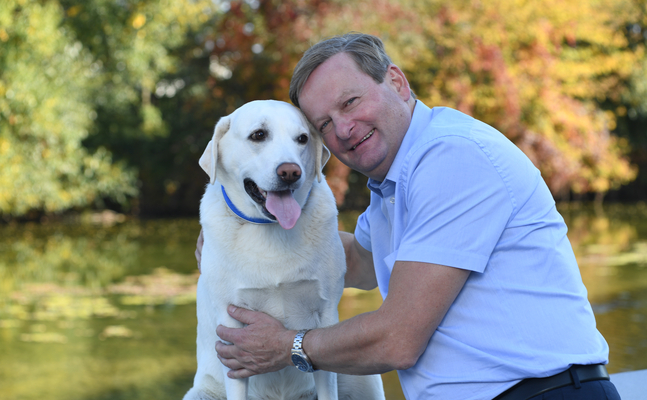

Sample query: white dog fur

[183,100,385,400]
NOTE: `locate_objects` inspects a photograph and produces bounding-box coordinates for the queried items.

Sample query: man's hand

[216,305,295,379]
[195,229,204,272]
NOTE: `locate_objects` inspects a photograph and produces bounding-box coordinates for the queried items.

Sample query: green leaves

[0,0,137,216]
[1,0,645,218]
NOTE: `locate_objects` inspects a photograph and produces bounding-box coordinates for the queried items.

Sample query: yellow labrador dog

[183,100,385,400]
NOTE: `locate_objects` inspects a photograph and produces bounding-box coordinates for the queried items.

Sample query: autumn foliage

[205,0,640,203]
[0,0,644,218]
[321,0,639,198]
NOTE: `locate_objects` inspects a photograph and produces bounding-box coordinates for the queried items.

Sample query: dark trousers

[527,378,621,400]
[494,364,622,400]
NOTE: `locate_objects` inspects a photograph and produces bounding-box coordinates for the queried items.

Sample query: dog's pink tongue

[265,190,301,230]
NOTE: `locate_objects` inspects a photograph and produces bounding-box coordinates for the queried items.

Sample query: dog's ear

[312,129,331,183]
[199,116,230,184]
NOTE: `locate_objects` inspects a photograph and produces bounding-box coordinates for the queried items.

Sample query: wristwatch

[291,329,315,372]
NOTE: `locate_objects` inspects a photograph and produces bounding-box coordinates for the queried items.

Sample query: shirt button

[390,197,395,204]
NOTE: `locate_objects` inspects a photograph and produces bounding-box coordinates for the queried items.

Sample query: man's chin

[338,146,390,180]
[355,160,389,182]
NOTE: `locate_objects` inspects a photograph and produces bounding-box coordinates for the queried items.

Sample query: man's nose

[334,115,354,140]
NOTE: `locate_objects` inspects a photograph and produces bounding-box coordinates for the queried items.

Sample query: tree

[58,0,220,215]
[0,0,136,218]
[2,0,644,218]
[603,0,647,200]
[327,0,639,199]
[145,0,350,209]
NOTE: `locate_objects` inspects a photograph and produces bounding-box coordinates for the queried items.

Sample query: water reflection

[0,204,646,400]
[0,219,201,399]
[559,203,647,375]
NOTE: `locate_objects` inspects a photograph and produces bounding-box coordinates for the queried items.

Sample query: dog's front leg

[314,370,338,400]
[218,310,249,400]
[224,375,248,399]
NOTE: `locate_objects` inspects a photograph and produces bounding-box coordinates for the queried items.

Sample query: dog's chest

[235,280,327,329]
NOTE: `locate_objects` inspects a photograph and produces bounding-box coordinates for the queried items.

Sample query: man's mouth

[351,129,375,151]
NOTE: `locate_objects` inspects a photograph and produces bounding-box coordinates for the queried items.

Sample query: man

[203,33,620,399]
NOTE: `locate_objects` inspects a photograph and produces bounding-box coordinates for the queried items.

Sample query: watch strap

[293,329,310,351]
[291,329,315,372]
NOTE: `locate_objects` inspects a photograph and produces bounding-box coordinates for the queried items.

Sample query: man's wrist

[290,329,316,372]
[284,329,298,367]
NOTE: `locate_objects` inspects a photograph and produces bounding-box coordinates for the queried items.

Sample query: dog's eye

[297,134,308,144]
[249,130,267,141]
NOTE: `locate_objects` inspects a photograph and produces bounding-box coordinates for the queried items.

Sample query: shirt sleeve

[396,134,514,273]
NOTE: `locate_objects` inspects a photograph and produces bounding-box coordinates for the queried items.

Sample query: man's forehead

[304,53,360,88]
[301,62,366,106]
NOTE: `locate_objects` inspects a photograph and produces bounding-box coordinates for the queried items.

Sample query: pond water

[1,203,646,400]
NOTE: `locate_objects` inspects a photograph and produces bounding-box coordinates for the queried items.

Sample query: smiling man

[210,33,621,400]
[298,51,413,181]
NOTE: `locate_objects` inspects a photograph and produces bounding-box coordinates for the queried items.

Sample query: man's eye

[346,97,357,106]
[249,130,267,141]
[320,121,329,132]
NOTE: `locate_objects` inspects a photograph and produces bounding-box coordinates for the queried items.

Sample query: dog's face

[200,100,330,229]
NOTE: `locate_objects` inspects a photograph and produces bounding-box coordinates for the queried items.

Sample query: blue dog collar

[221,185,277,225]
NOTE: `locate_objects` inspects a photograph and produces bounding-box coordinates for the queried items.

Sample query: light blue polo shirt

[354,101,609,400]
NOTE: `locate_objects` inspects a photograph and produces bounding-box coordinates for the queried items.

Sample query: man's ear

[387,64,412,101]
[199,116,230,184]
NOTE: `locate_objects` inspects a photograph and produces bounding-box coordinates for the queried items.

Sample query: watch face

[291,354,309,372]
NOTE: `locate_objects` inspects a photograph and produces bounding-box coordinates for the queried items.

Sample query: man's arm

[216,260,470,377]
[339,231,377,290]
[304,261,470,374]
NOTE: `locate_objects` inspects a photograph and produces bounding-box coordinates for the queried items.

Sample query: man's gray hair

[289,33,393,108]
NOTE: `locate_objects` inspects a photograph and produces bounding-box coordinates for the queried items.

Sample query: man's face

[298,52,413,181]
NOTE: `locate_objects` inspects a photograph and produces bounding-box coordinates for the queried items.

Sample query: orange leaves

[200,0,639,203]
[374,0,640,197]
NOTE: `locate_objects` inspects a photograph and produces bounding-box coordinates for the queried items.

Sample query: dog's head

[199,100,330,230]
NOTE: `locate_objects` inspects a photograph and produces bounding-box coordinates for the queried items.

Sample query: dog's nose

[276,163,301,184]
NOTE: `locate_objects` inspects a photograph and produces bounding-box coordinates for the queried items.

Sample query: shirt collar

[367,101,434,196]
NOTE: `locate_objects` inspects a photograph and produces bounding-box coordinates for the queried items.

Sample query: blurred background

[1,0,646,399]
